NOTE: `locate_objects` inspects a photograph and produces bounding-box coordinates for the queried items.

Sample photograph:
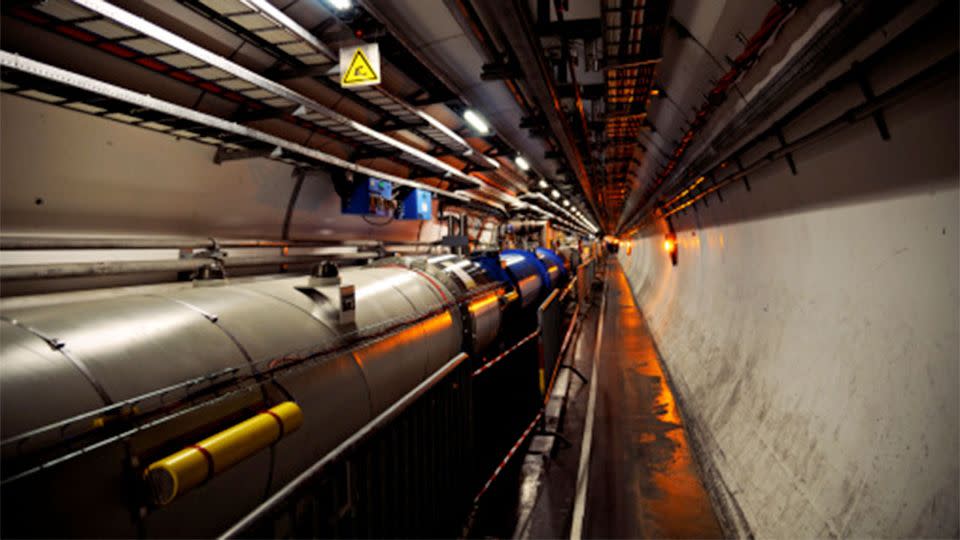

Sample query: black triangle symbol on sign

[342,48,379,84]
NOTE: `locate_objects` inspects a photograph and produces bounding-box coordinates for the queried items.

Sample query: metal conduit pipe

[660,51,958,219]
[470,0,603,225]
[460,214,471,255]
[357,0,474,112]
[551,0,594,162]
[0,237,382,250]
[523,204,590,236]
[446,215,458,237]
[617,0,928,232]
[522,199,593,235]
[383,241,442,248]
[521,192,598,233]
[355,0,528,193]
[0,252,379,281]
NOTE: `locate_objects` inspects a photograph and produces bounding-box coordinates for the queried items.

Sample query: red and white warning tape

[471,329,540,377]
[557,303,581,362]
[471,409,544,506]
[542,303,582,403]
[559,277,577,302]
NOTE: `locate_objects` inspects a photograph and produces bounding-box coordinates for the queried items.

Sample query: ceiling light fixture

[538,179,549,189]
[515,155,531,171]
[550,189,560,199]
[463,109,490,135]
[329,0,352,10]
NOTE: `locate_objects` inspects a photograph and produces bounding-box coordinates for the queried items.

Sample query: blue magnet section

[501,248,553,295]
[535,247,569,283]
[471,252,509,284]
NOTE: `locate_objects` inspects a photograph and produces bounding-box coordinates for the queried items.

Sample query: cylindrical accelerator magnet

[144,402,303,505]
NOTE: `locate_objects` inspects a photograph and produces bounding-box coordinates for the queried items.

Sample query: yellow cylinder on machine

[144,401,303,505]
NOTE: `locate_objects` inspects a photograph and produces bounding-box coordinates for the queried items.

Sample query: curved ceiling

[1,0,886,236]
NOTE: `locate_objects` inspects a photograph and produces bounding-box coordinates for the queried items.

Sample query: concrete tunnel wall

[617,29,959,539]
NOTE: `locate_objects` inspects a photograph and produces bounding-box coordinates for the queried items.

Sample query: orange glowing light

[664,239,675,252]
[419,312,454,336]
[468,294,499,313]
[358,311,454,362]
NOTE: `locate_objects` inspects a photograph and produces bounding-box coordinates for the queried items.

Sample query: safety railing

[576,257,597,309]
[537,289,562,397]
[220,352,473,539]
[464,268,594,535]
[225,265,598,539]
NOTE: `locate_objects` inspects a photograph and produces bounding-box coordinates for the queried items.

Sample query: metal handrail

[0,236,382,250]
[0,252,379,281]
[543,301,581,405]
[219,352,470,539]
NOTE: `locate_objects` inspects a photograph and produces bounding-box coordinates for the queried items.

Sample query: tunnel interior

[0,0,957,538]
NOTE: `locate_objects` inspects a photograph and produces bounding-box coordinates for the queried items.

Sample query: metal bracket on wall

[186,238,228,265]
[711,176,724,202]
[329,168,355,202]
[736,157,751,191]
[282,169,307,241]
[213,146,282,164]
[852,61,891,141]
[439,235,470,247]
[774,128,798,175]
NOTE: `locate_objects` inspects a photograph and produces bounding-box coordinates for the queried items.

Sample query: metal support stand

[534,429,572,450]
[560,364,588,384]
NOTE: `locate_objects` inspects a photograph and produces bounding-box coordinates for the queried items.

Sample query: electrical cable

[362,214,395,226]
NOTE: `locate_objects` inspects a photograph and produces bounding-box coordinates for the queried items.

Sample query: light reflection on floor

[586,260,723,539]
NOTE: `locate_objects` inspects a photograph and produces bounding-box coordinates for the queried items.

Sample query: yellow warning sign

[339,44,381,88]
[342,49,378,84]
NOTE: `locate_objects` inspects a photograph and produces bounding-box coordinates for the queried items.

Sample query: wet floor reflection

[586,260,723,539]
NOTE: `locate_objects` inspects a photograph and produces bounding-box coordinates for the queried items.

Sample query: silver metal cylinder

[0,261,464,537]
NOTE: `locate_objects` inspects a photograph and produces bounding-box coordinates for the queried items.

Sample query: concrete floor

[525,258,723,538]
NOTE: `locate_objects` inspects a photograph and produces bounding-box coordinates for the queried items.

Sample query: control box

[342,176,396,217]
[399,188,433,220]
[339,284,356,325]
